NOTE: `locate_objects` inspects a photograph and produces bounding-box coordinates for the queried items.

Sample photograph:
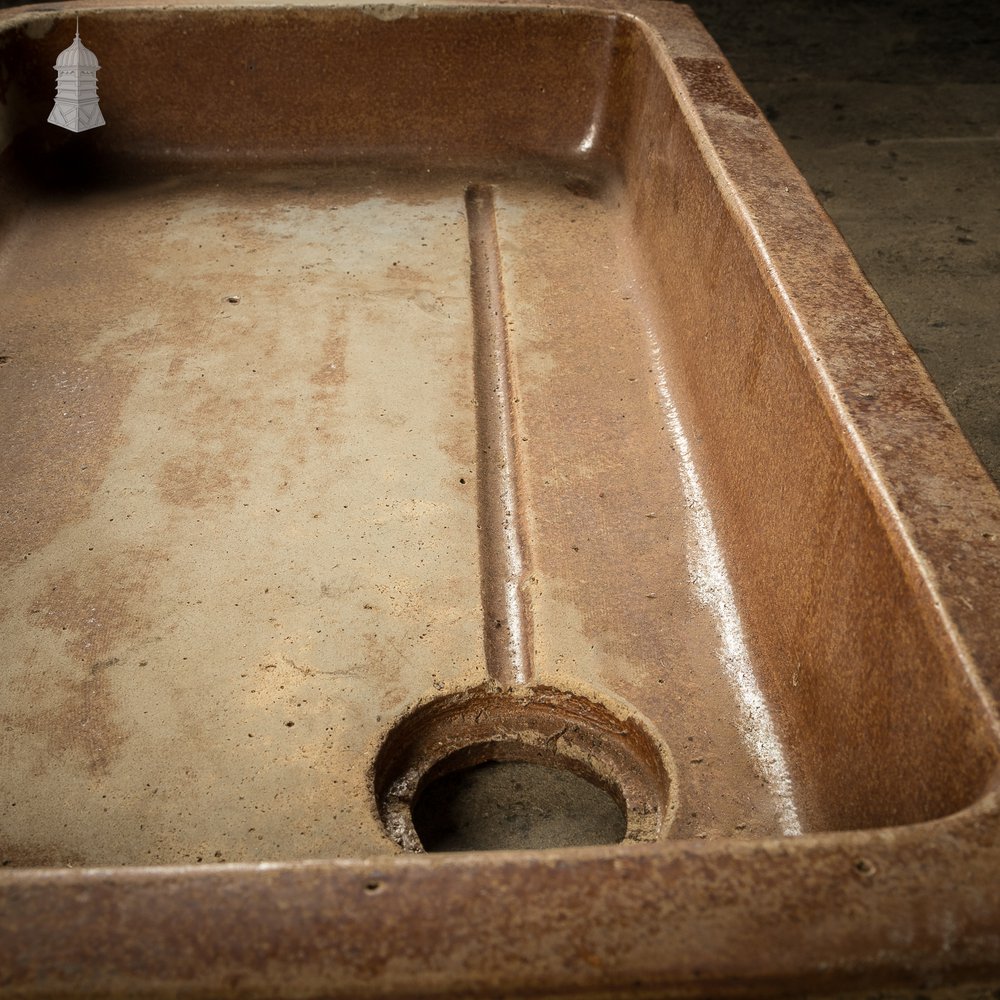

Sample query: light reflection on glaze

[648,339,802,836]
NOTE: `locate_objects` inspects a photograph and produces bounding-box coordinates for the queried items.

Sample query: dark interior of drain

[411,760,627,852]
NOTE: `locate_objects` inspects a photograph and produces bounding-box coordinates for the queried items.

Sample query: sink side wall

[597,13,1000,830]
[0,6,620,172]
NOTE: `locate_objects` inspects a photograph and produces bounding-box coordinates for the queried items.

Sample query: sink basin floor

[0,167,794,866]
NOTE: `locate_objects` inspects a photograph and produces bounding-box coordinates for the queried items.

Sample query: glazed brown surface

[0,2,998,996]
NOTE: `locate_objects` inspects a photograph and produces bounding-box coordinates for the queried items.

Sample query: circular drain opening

[412,758,627,852]
[372,685,675,853]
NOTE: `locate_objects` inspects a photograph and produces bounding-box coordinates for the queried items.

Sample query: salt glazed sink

[1,0,998,996]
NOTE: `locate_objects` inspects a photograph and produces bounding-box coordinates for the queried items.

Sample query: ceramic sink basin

[0,0,998,995]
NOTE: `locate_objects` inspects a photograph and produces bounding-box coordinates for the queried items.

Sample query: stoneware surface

[0,1,998,996]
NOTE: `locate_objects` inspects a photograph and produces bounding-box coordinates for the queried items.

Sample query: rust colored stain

[0,1,998,998]
[308,331,348,393]
[32,550,162,664]
[157,454,239,509]
[38,660,129,777]
[0,359,133,571]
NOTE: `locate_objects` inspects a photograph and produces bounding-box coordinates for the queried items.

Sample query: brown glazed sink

[1,0,999,995]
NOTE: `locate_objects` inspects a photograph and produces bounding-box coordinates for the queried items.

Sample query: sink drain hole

[412,759,627,852]
[372,685,675,852]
